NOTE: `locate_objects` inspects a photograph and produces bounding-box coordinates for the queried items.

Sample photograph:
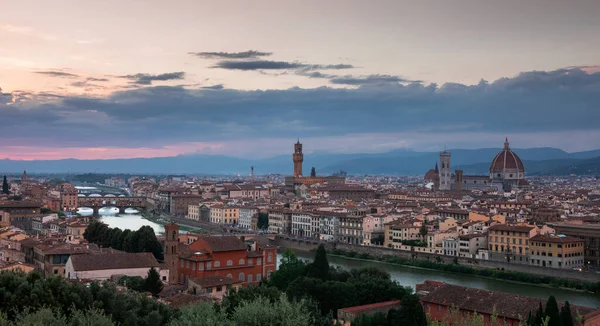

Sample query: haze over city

[1,0,600,160]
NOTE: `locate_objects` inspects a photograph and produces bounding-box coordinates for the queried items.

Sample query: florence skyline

[1,0,600,160]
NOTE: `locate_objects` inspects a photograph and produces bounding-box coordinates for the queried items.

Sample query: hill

[1,147,600,175]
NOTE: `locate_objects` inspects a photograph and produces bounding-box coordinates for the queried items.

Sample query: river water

[97,213,164,234]
[96,213,600,308]
[280,251,600,308]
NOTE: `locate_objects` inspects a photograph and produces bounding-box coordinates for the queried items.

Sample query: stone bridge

[78,196,147,214]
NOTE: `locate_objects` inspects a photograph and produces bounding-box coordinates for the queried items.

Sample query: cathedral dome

[489,138,524,179]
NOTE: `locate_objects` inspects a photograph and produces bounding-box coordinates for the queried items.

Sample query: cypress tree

[144,267,163,297]
[2,175,9,194]
[545,296,561,326]
[306,244,330,280]
[535,301,544,326]
[560,301,574,326]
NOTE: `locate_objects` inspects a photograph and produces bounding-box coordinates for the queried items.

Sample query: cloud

[34,71,79,78]
[3,67,600,155]
[86,77,109,82]
[189,50,272,59]
[212,60,354,71]
[201,84,224,90]
[0,87,13,104]
[330,74,416,85]
[118,72,185,85]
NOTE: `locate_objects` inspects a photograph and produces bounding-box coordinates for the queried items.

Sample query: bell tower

[293,139,303,178]
[439,150,451,191]
[164,223,180,284]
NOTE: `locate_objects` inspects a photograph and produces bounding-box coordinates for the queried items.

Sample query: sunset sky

[1,0,600,160]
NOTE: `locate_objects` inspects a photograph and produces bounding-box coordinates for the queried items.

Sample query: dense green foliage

[84,221,164,260]
[401,239,428,247]
[2,175,9,194]
[257,212,269,229]
[351,294,426,326]
[0,270,175,325]
[170,295,315,326]
[329,249,600,293]
[523,296,576,326]
[265,248,412,320]
[305,245,330,280]
[145,268,164,297]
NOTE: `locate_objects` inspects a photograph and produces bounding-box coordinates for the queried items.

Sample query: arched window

[227,260,233,266]
[227,274,232,279]
[214,261,220,268]
[239,273,245,281]
[267,253,273,263]
[239,259,245,265]
[172,231,177,241]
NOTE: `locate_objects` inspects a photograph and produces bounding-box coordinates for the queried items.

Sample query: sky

[1,0,600,160]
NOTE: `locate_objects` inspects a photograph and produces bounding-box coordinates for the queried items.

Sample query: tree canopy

[83,221,163,260]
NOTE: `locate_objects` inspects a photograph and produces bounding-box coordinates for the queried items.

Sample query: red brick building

[417,281,596,326]
[165,225,277,286]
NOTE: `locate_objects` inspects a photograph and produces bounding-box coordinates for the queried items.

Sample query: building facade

[530,234,585,269]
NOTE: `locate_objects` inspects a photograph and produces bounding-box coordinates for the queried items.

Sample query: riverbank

[142,212,208,233]
[274,236,600,284]
[319,247,600,293]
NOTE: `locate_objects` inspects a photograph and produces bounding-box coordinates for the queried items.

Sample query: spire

[434,162,439,173]
[296,137,300,145]
[504,137,510,150]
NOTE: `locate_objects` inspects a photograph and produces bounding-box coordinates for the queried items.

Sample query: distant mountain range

[1,147,600,176]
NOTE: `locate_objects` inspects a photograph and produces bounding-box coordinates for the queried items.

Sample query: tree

[419,221,428,241]
[267,249,305,291]
[231,294,312,326]
[559,301,574,326]
[257,213,269,230]
[305,245,330,280]
[2,175,9,194]
[388,294,427,326]
[370,234,384,245]
[221,285,282,316]
[169,302,233,326]
[310,167,316,177]
[535,301,545,326]
[545,296,560,326]
[145,268,164,297]
[352,312,389,326]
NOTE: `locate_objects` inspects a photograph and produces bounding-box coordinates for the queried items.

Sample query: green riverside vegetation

[327,248,600,293]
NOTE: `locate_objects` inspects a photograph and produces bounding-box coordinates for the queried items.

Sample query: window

[54,269,58,274]
[214,261,221,268]
[180,260,184,267]
[257,274,261,282]
[239,259,245,265]
[227,260,233,266]
[239,273,245,281]
[192,262,196,271]
[268,253,273,263]
[227,274,233,279]
[217,286,222,292]
[162,276,166,281]
[248,274,253,283]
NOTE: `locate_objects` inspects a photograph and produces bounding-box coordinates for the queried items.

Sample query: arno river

[98,212,600,308]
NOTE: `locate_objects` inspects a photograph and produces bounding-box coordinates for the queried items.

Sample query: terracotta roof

[0,201,42,208]
[530,234,584,244]
[189,276,242,288]
[199,236,247,252]
[339,300,402,314]
[70,252,159,271]
[488,224,534,233]
[418,281,594,321]
[489,140,525,173]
